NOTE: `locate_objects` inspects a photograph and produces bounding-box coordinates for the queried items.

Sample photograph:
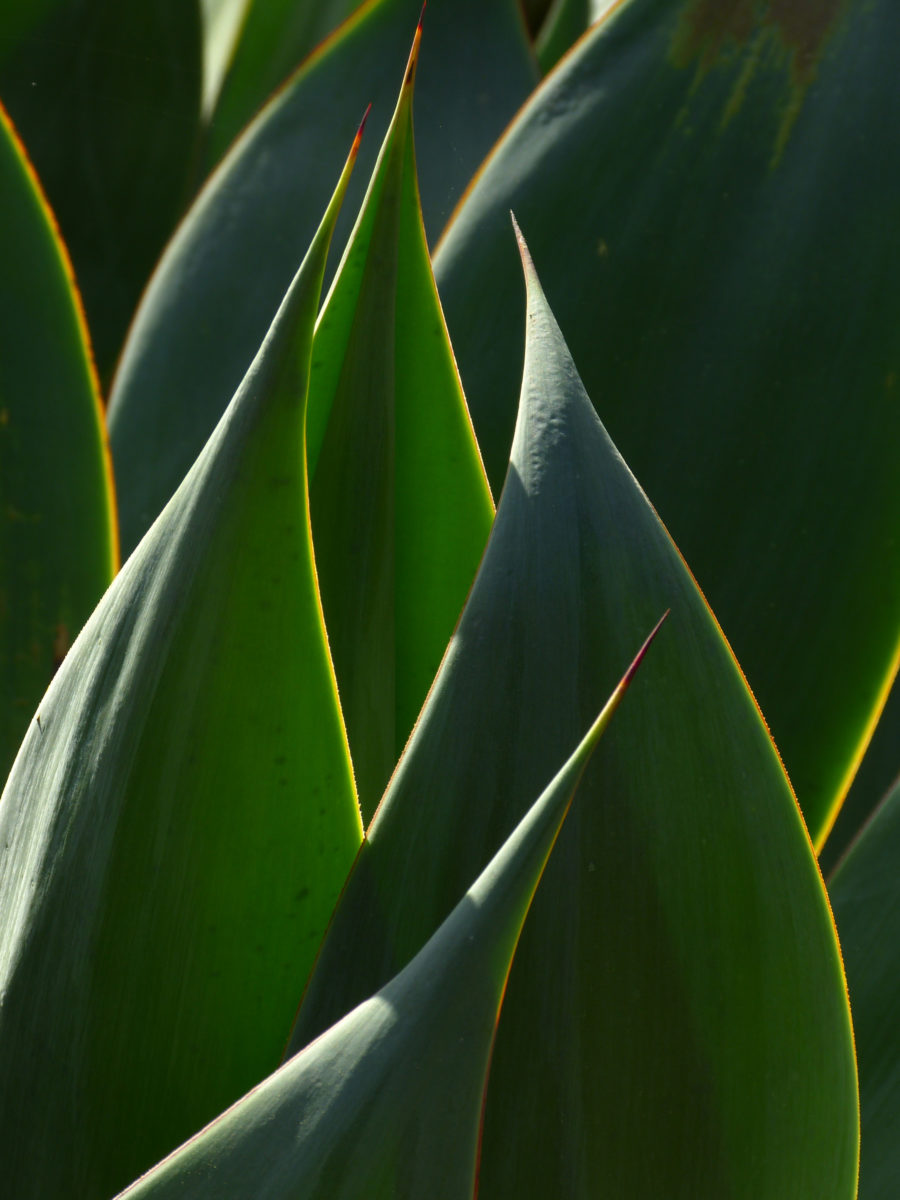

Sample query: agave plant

[0,0,897,1196]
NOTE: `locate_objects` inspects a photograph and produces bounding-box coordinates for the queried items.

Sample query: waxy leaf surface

[109,0,536,554]
[0,103,116,791]
[118,635,656,1199]
[830,776,900,1198]
[0,0,203,380]
[307,23,493,819]
[293,228,858,1198]
[0,146,361,1200]
[434,0,900,843]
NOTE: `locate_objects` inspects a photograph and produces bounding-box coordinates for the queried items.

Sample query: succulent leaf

[0,101,116,793]
[292,221,859,1197]
[108,0,536,555]
[434,0,900,845]
[0,136,362,1200]
[116,624,659,1199]
[306,19,494,819]
[830,774,900,1198]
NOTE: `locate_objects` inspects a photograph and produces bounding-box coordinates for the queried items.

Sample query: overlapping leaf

[292,226,858,1197]
[117,633,658,1199]
[0,102,116,790]
[434,0,900,843]
[108,0,536,555]
[306,21,493,818]
[0,140,362,1200]
[830,776,900,1197]
[0,0,203,379]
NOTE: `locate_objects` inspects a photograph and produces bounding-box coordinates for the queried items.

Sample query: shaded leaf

[0,101,116,790]
[204,0,361,146]
[292,224,858,1197]
[0,0,203,380]
[433,0,900,843]
[830,775,900,1198]
[0,138,362,1200]
[307,20,493,818]
[108,0,536,555]
[117,627,659,1199]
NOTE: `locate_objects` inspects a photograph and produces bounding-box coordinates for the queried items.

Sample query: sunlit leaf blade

[0,102,116,791]
[107,0,536,556]
[434,0,900,845]
[307,21,494,819]
[821,668,900,876]
[830,775,900,1197]
[117,631,658,1200]
[0,144,362,1200]
[0,0,203,380]
[199,0,252,117]
[204,0,361,141]
[292,225,858,1197]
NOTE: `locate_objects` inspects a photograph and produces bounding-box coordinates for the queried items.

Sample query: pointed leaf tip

[419,2,426,31]
[510,212,537,281]
[352,104,372,157]
[405,13,424,88]
[623,609,669,688]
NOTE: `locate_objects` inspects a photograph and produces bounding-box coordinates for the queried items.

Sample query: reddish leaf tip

[404,10,424,88]
[623,609,669,688]
[418,1,426,31]
[352,103,373,156]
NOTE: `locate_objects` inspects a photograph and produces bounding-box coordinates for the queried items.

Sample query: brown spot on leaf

[674,0,844,86]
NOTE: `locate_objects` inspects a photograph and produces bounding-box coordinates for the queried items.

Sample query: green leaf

[0,0,203,381]
[433,0,900,845]
[116,627,659,1199]
[307,21,494,819]
[108,0,536,555]
[0,101,116,790]
[830,775,900,1198]
[292,224,858,1197]
[0,139,362,1200]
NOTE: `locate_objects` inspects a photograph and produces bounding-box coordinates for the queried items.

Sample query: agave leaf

[0,139,362,1200]
[433,0,900,845]
[116,627,660,1199]
[829,775,900,1197]
[0,102,116,789]
[0,0,203,380]
[108,0,536,556]
[307,21,494,819]
[292,224,858,1197]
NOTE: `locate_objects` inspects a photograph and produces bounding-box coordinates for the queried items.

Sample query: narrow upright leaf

[307,19,494,818]
[108,0,536,554]
[830,776,900,1198]
[434,0,900,843]
[0,102,116,789]
[118,626,660,1199]
[293,224,858,1198]
[0,137,362,1200]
